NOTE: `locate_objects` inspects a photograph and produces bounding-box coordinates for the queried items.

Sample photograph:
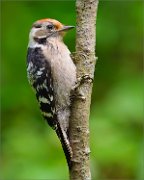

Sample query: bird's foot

[71,74,93,101]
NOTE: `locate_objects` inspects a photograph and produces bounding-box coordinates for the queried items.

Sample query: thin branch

[69,0,99,179]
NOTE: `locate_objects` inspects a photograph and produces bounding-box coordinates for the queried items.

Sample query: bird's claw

[74,74,93,90]
[71,74,93,101]
[79,74,93,84]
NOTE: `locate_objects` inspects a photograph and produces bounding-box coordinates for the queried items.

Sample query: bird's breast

[43,42,76,108]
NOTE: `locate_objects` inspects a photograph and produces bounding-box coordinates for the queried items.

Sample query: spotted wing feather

[27,47,57,129]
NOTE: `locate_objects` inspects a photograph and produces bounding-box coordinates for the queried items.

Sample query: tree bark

[69,0,99,179]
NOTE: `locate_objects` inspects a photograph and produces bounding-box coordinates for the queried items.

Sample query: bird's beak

[58,26,75,32]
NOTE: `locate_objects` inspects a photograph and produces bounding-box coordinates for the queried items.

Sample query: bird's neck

[28,35,63,49]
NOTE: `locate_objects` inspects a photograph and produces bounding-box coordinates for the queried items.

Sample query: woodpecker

[27,18,76,168]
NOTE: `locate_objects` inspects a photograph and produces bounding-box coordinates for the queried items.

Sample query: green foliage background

[1,1,143,179]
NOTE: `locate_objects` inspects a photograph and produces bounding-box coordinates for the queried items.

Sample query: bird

[26,18,76,169]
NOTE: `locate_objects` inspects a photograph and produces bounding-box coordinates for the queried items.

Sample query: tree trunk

[69,0,99,179]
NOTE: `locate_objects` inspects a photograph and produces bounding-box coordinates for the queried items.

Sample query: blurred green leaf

[1,1,143,179]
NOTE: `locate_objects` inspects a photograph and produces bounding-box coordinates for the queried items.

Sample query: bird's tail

[55,121,72,170]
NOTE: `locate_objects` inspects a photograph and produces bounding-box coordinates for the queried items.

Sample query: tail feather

[55,122,72,169]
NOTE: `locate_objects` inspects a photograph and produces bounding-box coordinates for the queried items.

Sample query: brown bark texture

[69,0,99,179]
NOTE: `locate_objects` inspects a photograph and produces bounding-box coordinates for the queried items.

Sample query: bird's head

[29,18,74,45]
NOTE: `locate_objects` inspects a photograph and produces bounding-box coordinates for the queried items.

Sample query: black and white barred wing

[27,48,57,129]
[27,48,72,168]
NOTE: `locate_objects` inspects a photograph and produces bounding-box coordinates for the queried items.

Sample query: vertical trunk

[69,0,99,179]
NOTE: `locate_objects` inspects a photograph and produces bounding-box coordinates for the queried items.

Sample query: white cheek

[28,28,47,48]
[28,28,39,48]
[29,28,36,39]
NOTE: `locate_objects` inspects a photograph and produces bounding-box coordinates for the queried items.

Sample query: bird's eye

[35,24,42,28]
[47,24,54,30]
